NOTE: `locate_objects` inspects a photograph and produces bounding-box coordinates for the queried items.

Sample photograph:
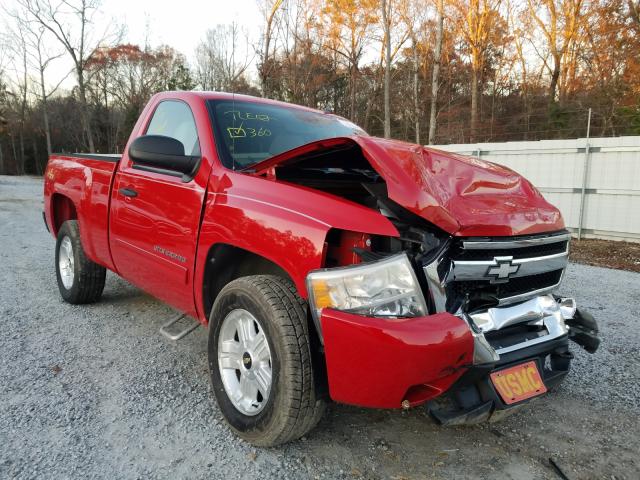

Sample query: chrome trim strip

[495,312,569,355]
[461,233,571,250]
[497,282,562,306]
[451,251,568,282]
[423,257,449,313]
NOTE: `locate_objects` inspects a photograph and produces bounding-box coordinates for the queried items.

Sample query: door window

[146,100,201,156]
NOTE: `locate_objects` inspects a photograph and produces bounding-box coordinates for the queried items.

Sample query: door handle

[119,187,138,198]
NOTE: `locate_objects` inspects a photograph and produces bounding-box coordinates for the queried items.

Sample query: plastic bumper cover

[320,309,475,409]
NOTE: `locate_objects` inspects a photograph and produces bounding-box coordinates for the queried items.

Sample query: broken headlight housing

[306,253,428,329]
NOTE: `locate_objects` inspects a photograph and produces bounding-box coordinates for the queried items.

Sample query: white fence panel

[432,136,640,242]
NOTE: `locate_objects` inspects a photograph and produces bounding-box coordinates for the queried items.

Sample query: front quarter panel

[194,171,399,321]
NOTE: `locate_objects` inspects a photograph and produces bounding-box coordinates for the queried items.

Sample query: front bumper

[320,309,474,409]
[320,296,598,413]
[426,306,600,425]
[427,334,572,425]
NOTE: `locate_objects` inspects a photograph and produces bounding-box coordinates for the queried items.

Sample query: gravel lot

[1,175,639,480]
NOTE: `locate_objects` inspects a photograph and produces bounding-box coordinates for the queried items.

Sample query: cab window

[146,100,201,156]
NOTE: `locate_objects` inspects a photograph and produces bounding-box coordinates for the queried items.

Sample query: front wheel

[208,275,325,446]
[55,220,106,304]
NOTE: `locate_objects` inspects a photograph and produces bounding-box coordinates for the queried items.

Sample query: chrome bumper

[464,294,575,363]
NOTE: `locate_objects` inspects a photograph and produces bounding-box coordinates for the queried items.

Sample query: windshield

[207,99,367,169]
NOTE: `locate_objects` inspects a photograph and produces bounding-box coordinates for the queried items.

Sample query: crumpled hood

[250,136,564,237]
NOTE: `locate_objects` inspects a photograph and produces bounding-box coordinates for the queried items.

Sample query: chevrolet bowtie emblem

[486,256,520,283]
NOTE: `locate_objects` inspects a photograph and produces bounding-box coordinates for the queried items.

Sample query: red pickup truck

[43,91,599,446]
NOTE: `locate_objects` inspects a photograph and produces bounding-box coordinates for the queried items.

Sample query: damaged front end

[246,135,600,418]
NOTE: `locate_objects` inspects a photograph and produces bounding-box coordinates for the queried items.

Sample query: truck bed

[56,153,122,162]
[43,153,120,271]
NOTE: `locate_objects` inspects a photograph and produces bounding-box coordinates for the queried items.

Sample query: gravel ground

[1,175,639,480]
[569,238,640,273]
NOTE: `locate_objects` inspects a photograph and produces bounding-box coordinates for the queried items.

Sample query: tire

[55,220,106,304]
[208,275,326,446]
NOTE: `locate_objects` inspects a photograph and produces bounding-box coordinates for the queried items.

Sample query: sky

[104,0,263,57]
[0,0,264,89]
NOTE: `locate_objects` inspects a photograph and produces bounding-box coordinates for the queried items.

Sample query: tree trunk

[262,26,272,98]
[350,63,357,121]
[428,0,444,145]
[382,0,391,138]
[32,137,41,175]
[413,41,420,144]
[549,55,561,109]
[490,69,497,140]
[10,134,18,175]
[77,68,95,152]
[40,68,52,156]
[261,0,283,98]
[470,66,479,143]
[18,130,25,176]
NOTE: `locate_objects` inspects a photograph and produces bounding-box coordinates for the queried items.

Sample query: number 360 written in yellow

[227,124,272,139]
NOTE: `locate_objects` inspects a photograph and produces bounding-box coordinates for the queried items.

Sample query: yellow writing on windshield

[227,123,246,138]
[224,110,275,122]
[227,122,271,139]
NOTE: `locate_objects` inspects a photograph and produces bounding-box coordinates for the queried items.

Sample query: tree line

[0,0,639,175]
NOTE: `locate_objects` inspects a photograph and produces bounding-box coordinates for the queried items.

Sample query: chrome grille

[450,269,564,304]
[452,238,569,260]
[424,232,570,312]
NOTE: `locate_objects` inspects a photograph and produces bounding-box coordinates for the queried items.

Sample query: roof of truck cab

[154,90,326,114]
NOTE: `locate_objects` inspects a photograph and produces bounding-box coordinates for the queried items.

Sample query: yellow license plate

[490,361,547,405]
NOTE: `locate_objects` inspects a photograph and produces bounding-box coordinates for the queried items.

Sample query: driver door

[109,99,205,314]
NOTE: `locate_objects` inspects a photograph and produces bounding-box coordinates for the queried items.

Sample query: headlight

[306,253,428,331]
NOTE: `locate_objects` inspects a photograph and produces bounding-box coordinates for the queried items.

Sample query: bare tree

[31,29,67,156]
[1,24,29,174]
[398,0,426,144]
[511,11,531,137]
[18,0,118,152]
[258,0,285,97]
[321,0,379,122]
[195,23,253,91]
[453,0,505,141]
[379,0,409,138]
[5,3,69,157]
[0,45,9,173]
[527,0,586,108]
[428,0,444,144]
[381,0,392,138]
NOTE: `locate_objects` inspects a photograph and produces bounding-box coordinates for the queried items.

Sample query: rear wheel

[55,220,106,304]
[208,275,325,446]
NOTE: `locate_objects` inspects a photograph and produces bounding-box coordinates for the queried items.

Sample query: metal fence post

[577,108,592,240]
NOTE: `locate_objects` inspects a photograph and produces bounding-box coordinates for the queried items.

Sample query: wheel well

[51,194,77,236]
[202,244,295,319]
[203,243,328,398]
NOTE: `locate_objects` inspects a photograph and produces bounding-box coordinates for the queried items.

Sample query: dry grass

[570,238,640,273]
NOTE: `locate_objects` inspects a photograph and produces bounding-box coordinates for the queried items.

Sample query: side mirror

[128,135,199,180]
